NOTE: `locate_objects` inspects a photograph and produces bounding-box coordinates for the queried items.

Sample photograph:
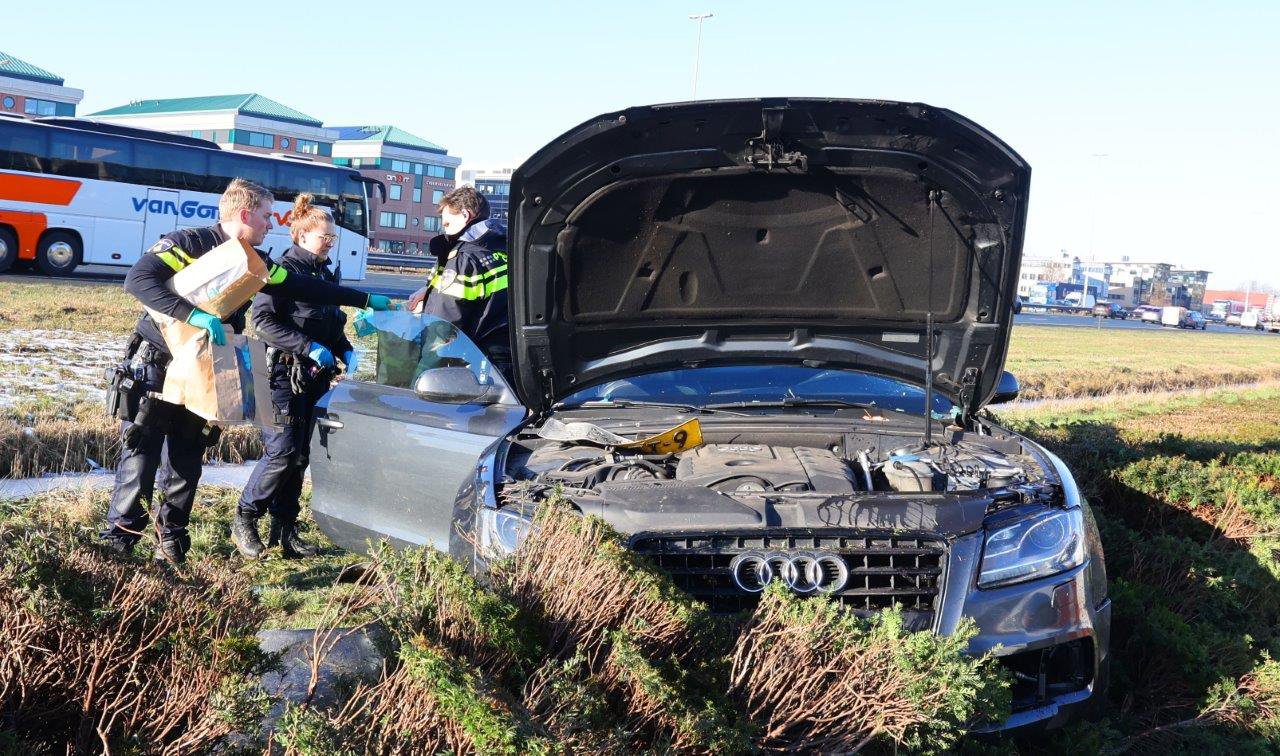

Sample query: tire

[36,230,80,276]
[0,226,16,274]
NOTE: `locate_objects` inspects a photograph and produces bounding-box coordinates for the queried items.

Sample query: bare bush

[283,500,1010,754]
[728,584,1009,754]
[0,533,271,753]
[489,502,715,666]
[288,636,550,756]
[372,543,536,683]
[489,502,747,751]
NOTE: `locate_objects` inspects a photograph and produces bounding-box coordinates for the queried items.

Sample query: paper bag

[159,321,259,424]
[168,237,270,318]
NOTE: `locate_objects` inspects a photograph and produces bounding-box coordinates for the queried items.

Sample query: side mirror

[414,367,498,405]
[991,371,1020,404]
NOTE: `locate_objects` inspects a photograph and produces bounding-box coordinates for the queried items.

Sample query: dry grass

[0,280,140,335]
[0,397,263,478]
[1006,325,1280,401]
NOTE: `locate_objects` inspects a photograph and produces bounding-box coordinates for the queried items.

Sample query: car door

[308,314,526,553]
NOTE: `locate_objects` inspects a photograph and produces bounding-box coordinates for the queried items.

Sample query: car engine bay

[504,421,1048,501]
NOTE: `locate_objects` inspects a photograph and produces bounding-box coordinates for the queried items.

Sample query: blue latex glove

[342,349,359,375]
[366,294,394,311]
[186,308,226,346]
[352,309,377,337]
[308,342,335,369]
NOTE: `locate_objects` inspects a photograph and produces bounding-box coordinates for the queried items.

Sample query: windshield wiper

[703,398,884,411]
[555,399,748,415]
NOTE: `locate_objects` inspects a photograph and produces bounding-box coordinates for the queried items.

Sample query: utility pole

[689,12,713,99]
[1087,153,1108,260]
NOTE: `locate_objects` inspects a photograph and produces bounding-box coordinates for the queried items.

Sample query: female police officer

[232,194,365,558]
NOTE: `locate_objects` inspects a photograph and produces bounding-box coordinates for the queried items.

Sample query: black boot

[103,535,135,558]
[232,511,267,559]
[154,534,189,565]
[269,517,318,559]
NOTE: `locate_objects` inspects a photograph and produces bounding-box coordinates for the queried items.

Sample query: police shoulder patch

[148,238,174,254]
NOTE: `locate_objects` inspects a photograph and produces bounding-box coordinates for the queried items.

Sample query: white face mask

[441,208,470,236]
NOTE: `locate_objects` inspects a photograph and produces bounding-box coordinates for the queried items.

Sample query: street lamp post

[689,12,713,99]
[1087,153,1108,261]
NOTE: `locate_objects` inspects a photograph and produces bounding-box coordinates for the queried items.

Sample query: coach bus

[0,115,380,280]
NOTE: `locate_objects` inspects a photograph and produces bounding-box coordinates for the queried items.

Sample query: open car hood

[509,98,1030,416]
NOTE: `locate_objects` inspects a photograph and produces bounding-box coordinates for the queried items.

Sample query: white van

[1161,306,1186,327]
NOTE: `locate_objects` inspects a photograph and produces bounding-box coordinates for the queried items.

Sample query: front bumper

[938,531,1111,732]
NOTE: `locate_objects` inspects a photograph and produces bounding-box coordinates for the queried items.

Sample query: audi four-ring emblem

[729,551,850,594]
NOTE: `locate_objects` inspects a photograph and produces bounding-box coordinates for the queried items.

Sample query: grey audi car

[308,98,1110,733]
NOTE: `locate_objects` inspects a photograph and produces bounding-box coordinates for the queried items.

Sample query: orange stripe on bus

[0,174,81,206]
[0,210,48,260]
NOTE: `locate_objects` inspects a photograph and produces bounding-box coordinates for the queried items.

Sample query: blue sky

[17,0,1280,288]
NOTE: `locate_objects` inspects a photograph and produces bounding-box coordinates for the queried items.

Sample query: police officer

[232,194,355,559]
[102,178,393,564]
[406,186,510,378]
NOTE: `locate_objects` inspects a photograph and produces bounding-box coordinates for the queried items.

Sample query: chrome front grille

[628,530,947,623]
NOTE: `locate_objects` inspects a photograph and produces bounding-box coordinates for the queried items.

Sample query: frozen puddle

[0,462,261,501]
[0,328,124,407]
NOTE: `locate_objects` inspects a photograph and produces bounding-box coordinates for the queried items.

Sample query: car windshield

[560,365,955,416]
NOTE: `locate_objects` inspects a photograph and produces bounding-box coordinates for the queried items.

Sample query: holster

[106,333,147,421]
[121,394,176,449]
[269,345,334,398]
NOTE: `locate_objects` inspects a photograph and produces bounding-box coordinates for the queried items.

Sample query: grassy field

[993,386,1280,751]
[8,278,1280,400]
[5,280,1280,749]
[1006,324,1280,401]
[0,279,140,335]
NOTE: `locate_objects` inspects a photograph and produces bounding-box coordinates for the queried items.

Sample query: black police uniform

[421,219,510,376]
[238,245,353,527]
[104,224,375,550]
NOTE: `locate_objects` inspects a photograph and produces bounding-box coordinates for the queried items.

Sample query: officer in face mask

[232,194,359,559]
[102,178,394,564]
[405,186,510,380]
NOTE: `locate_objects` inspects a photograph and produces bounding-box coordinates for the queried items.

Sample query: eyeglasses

[316,233,338,243]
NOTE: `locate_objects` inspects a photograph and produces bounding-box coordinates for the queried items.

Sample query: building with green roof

[330,125,461,254]
[0,49,83,118]
[89,93,339,162]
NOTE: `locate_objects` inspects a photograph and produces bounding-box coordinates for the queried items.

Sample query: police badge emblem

[437,268,458,289]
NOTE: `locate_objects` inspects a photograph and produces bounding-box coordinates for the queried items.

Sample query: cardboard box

[169,237,270,318]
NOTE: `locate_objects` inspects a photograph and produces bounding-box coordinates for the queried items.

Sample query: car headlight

[480,507,535,555]
[978,508,1085,588]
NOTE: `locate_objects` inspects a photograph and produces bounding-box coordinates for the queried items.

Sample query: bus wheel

[0,227,16,274]
[37,231,81,276]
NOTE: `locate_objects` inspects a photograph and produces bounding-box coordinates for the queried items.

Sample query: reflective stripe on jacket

[421,219,510,349]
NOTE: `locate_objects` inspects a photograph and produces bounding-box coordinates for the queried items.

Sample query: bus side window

[133,142,209,192]
[209,152,276,195]
[0,123,48,173]
[49,132,133,182]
